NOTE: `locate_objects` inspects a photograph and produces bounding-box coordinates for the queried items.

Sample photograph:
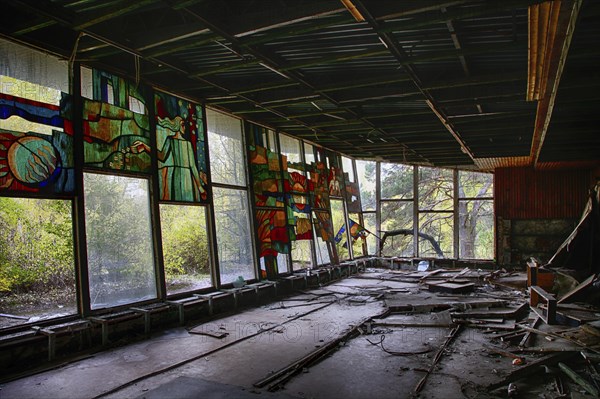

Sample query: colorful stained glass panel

[154,91,209,202]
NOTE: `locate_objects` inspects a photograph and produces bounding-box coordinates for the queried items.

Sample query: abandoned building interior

[0,0,599,397]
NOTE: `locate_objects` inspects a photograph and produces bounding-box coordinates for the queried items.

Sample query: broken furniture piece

[529,285,557,324]
[527,258,554,292]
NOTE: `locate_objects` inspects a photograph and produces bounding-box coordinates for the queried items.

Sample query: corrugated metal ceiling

[0,0,598,171]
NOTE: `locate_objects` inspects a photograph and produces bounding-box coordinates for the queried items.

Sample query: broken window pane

[419,167,453,211]
[381,201,414,257]
[419,212,453,258]
[213,187,255,284]
[381,163,413,200]
[459,199,494,259]
[0,197,76,329]
[160,204,212,295]
[84,173,157,309]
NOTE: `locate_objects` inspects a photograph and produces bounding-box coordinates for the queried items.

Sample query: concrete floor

[0,270,584,399]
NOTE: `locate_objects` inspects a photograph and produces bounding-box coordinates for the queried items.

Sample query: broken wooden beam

[519,316,541,348]
[485,352,575,392]
[414,324,462,394]
[558,362,600,397]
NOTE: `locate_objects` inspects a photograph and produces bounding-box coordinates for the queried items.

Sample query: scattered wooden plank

[485,352,575,392]
[558,274,596,304]
[0,313,29,320]
[453,302,528,320]
[519,316,541,348]
[558,362,600,397]
[484,345,523,360]
[414,324,463,394]
[426,281,475,294]
[457,320,516,331]
[419,269,445,283]
[372,311,454,328]
[450,267,470,281]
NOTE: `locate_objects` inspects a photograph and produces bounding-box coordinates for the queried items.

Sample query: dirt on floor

[2,267,600,399]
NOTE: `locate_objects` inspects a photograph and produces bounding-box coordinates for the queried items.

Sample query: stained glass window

[160,204,212,294]
[154,91,209,202]
[81,68,152,173]
[0,77,74,195]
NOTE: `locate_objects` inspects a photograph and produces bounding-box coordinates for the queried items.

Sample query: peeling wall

[495,167,592,266]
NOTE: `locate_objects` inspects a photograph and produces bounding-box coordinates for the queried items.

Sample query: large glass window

[419,212,453,258]
[0,198,75,329]
[84,173,157,309]
[381,163,413,200]
[280,134,312,271]
[381,201,414,257]
[356,160,377,256]
[356,160,376,211]
[458,171,494,259]
[362,212,377,256]
[207,110,256,284]
[379,163,414,257]
[418,167,453,258]
[331,199,350,260]
[418,167,453,211]
[213,187,255,283]
[160,204,211,294]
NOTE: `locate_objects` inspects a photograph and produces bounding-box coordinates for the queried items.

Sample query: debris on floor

[3,265,600,399]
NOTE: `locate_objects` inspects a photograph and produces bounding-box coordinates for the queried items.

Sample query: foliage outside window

[160,204,211,295]
[418,167,453,258]
[208,110,256,283]
[419,212,453,258]
[382,163,413,200]
[331,199,349,260]
[84,173,157,309]
[371,163,494,260]
[381,201,414,257]
[458,171,494,259]
[356,160,376,211]
[361,212,377,255]
[207,109,246,186]
[0,198,75,329]
[418,167,453,211]
[212,187,255,283]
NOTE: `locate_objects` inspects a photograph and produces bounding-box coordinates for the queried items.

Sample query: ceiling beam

[170,3,428,164]
[353,0,475,161]
[529,0,582,167]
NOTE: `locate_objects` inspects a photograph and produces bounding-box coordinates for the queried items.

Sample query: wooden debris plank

[558,274,596,304]
[419,269,446,282]
[453,302,528,320]
[558,362,600,397]
[519,316,541,348]
[426,281,475,294]
[485,352,575,392]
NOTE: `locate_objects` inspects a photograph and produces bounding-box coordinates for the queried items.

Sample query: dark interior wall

[495,167,592,265]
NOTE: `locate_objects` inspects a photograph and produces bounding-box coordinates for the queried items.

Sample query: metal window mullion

[453,169,459,260]
[203,106,221,288]
[276,131,295,273]
[375,161,381,257]
[71,62,91,317]
[146,86,167,300]
[240,119,260,282]
[413,165,419,257]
